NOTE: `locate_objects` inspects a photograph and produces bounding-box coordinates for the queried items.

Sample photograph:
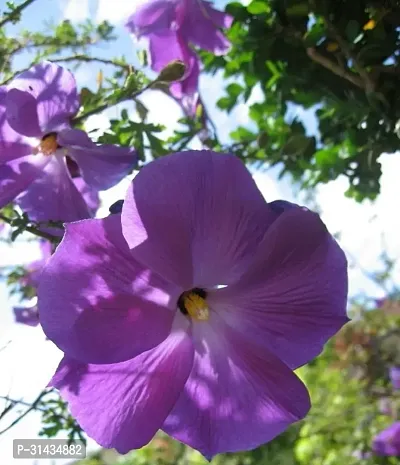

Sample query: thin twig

[306,47,364,89]
[0,214,58,242]
[73,80,155,124]
[0,0,36,28]
[0,390,47,435]
[51,55,132,72]
[1,55,132,86]
[323,16,376,93]
[0,396,47,413]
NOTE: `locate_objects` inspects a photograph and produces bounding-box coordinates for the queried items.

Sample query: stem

[2,55,132,86]
[0,396,46,413]
[323,17,376,93]
[50,55,132,73]
[0,390,47,435]
[0,214,58,242]
[307,47,364,89]
[0,0,36,28]
[73,80,155,124]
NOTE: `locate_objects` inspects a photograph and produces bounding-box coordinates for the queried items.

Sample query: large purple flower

[38,151,348,458]
[372,422,400,456]
[0,62,136,223]
[125,0,232,100]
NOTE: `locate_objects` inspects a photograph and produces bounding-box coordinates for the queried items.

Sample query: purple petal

[73,177,100,216]
[209,206,349,370]
[13,305,39,327]
[5,88,42,138]
[162,314,310,459]
[50,319,194,453]
[0,87,35,159]
[38,214,181,364]
[170,50,200,98]
[7,61,79,135]
[16,157,91,224]
[121,151,274,289]
[372,422,400,456]
[0,154,50,209]
[58,129,136,191]
[125,0,176,36]
[147,30,187,72]
[181,0,233,55]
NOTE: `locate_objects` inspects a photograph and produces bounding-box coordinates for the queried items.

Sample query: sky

[0,0,399,464]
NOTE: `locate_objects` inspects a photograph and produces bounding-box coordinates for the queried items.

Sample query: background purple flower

[389,366,400,390]
[13,239,52,327]
[125,0,232,102]
[372,422,400,456]
[39,151,348,459]
[0,62,136,224]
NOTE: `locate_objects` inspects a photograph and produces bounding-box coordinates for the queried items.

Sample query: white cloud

[95,0,144,25]
[62,0,90,22]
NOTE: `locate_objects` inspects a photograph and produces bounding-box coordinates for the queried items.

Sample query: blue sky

[0,0,399,464]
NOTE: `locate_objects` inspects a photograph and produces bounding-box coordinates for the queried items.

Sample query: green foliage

[0,20,115,82]
[203,0,400,200]
[38,392,85,444]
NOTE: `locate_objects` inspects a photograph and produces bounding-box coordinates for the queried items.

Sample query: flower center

[39,132,59,156]
[178,288,209,321]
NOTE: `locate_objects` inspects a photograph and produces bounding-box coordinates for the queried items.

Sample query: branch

[0,390,47,435]
[0,0,36,28]
[323,17,376,93]
[0,396,46,413]
[0,214,58,242]
[306,47,364,89]
[51,55,132,73]
[73,80,155,124]
[1,55,132,85]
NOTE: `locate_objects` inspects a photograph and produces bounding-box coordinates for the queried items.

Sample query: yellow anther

[40,133,59,156]
[183,292,209,321]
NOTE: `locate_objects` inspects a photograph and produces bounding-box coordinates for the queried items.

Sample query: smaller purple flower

[372,422,400,456]
[0,62,136,224]
[13,240,52,327]
[389,366,400,390]
[125,0,232,101]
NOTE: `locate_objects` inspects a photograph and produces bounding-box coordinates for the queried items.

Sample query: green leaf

[247,1,270,15]
[226,82,243,99]
[286,2,309,17]
[345,20,360,43]
[303,20,326,47]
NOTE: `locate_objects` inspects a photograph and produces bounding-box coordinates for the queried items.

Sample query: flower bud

[157,60,186,83]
